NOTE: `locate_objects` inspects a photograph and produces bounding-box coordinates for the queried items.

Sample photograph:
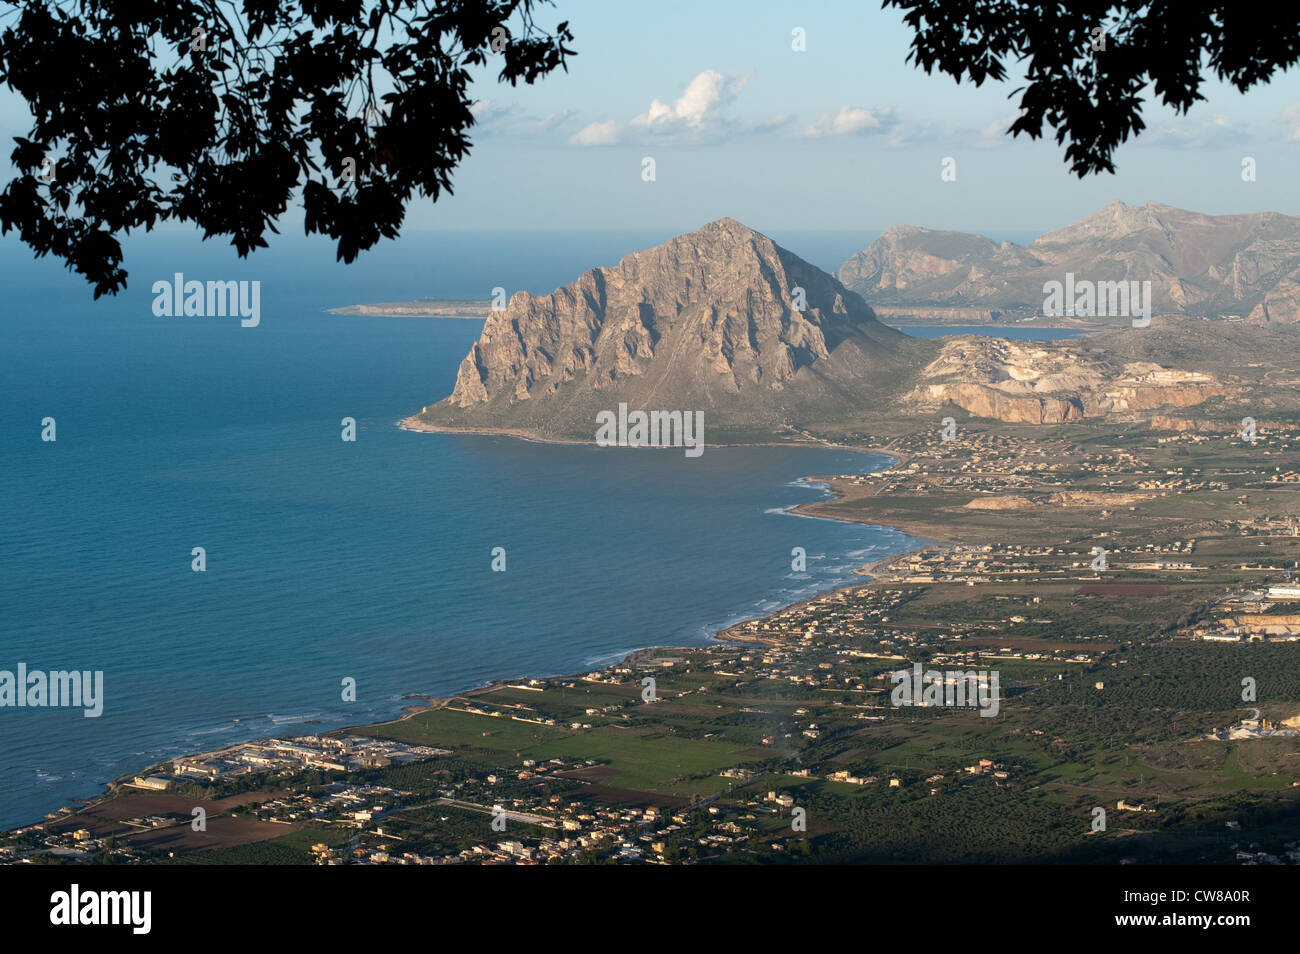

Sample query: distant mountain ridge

[839,201,1300,323]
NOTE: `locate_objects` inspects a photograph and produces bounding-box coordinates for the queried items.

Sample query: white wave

[266,713,321,725]
[185,725,234,738]
[581,647,643,668]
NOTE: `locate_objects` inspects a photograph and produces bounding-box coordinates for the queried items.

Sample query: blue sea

[0,228,942,830]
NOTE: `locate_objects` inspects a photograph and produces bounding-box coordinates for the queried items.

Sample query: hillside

[839,201,1300,324]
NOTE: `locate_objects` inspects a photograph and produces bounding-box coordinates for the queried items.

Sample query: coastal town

[7,418,1300,866]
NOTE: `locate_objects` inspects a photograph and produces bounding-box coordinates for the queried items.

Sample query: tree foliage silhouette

[0,0,574,296]
[884,1,1300,176]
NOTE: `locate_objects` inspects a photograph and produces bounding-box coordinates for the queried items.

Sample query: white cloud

[977,115,1017,148]
[569,69,756,146]
[534,109,576,134]
[971,109,1246,152]
[471,100,579,138]
[1279,103,1300,142]
[470,98,521,126]
[1140,113,1241,148]
[799,106,895,139]
[631,70,750,134]
[750,113,796,135]
[570,120,622,147]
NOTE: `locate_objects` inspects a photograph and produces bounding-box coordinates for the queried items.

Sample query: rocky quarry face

[905,337,1228,424]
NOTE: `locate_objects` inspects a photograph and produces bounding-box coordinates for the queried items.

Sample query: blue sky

[435,0,1300,233]
[2,0,1298,238]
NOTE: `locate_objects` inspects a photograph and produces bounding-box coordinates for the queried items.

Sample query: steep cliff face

[839,225,1043,304]
[839,202,1300,323]
[1248,269,1300,323]
[418,219,928,437]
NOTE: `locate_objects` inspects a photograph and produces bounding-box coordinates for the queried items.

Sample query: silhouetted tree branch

[0,0,575,296]
[884,1,1300,176]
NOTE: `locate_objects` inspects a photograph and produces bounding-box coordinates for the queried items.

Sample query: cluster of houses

[128,736,447,791]
[1203,712,1300,741]
[1189,584,1300,642]
[1234,841,1300,865]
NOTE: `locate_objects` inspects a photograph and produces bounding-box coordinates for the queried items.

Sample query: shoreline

[397,414,901,456]
[327,299,493,319]
[397,417,592,445]
[12,425,934,832]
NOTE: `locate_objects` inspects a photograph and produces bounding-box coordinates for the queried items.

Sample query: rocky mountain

[408,219,1288,439]
[839,201,1300,323]
[411,219,931,439]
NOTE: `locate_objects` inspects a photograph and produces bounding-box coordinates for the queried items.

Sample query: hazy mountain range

[839,201,1300,324]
